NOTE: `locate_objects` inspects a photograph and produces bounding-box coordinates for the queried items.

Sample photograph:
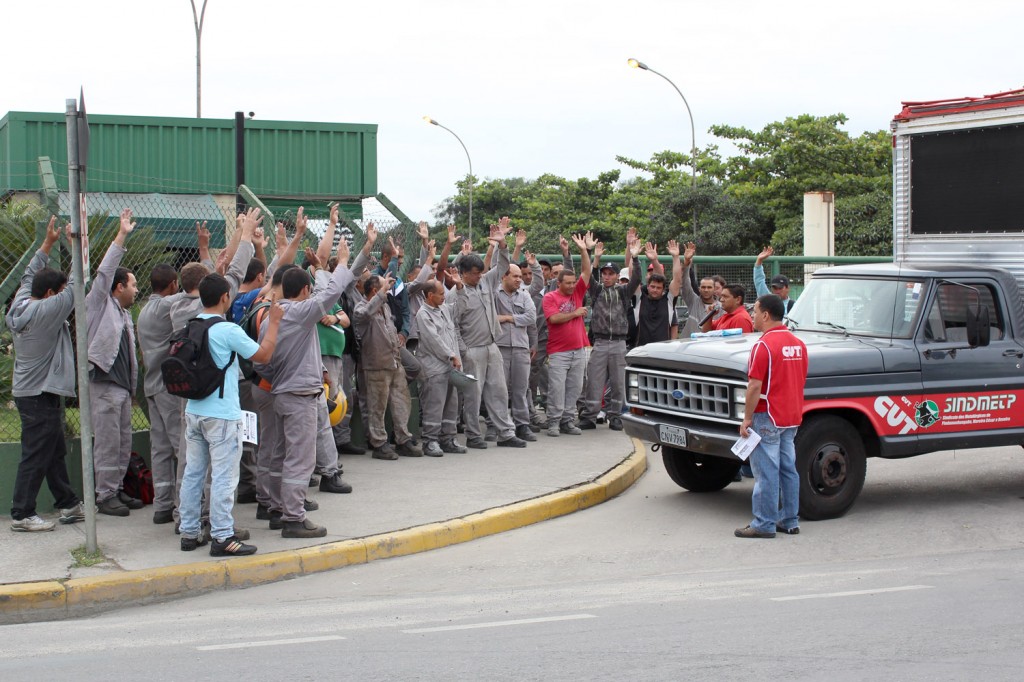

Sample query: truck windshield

[789,277,923,338]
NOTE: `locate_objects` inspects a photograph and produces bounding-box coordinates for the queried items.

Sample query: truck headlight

[628,387,639,402]
[732,387,746,420]
[627,372,639,388]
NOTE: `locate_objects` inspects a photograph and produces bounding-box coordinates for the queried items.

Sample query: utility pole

[191,1,209,117]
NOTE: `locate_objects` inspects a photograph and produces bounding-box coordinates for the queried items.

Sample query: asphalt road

[3,446,1023,681]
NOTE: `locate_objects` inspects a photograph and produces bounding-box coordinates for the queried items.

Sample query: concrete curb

[0,440,647,624]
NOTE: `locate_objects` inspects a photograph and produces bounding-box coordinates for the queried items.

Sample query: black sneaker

[180,535,208,551]
[153,509,174,525]
[256,504,272,520]
[608,416,623,431]
[269,510,284,530]
[320,473,353,493]
[210,535,258,557]
[497,436,527,448]
[578,420,597,430]
[776,525,800,535]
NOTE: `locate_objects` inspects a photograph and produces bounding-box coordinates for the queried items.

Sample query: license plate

[659,425,687,447]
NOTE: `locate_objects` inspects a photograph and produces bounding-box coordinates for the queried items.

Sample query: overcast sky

[3,0,1022,224]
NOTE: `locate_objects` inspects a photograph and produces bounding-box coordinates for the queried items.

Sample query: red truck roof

[893,88,1024,121]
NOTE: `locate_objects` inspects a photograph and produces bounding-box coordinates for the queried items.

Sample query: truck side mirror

[966,303,991,348]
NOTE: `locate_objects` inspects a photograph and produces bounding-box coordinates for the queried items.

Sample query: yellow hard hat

[325,383,348,427]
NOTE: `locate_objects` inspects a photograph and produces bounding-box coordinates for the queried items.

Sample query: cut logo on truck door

[806,390,1024,436]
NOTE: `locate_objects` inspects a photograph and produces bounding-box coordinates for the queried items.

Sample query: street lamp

[424,116,474,244]
[628,58,698,238]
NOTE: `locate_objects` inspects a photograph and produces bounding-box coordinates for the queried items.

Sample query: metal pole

[235,111,246,215]
[431,120,473,245]
[66,98,97,553]
[191,1,208,118]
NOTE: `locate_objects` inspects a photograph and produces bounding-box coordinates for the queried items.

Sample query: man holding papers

[735,294,808,539]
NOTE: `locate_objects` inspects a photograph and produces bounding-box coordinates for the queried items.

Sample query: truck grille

[633,371,735,421]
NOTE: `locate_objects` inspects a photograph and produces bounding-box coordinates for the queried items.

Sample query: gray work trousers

[273,392,318,523]
[529,339,548,419]
[146,390,182,512]
[462,344,515,440]
[499,345,532,428]
[315,392,340,477]
[323,354,346,443]
[237,380,258,498]
[582,338,627,421]
[545,348,587,427]
[90,380,132,503]
[364,366,413,448]
[418,371,459,444]
[251,383,281,512]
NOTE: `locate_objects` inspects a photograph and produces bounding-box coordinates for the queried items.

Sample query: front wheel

[662,447,741,492]
[795,416,867,520]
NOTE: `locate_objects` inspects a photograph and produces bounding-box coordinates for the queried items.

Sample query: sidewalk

[0,430,644,622]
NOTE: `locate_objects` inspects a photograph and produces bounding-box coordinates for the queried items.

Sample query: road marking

[770,585,934,602]
[197,635,345,651]
[403,614,597,634]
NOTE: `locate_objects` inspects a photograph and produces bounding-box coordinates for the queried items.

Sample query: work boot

[304,498,319,512]
[608,416,623,431]
[440,439,467,454]
[236,490,257,504]
[268,510,284,530]
[423,441,445,457]
[282,518,328,538]
[152,509,174,525]
[465,437,488,449]
[497,436,527,448]
[372,443,399,460]
[560,422,582,436]
[484,427,499,442]
[97,496,129,517]
[577,419,597,430]
[117,491,144,510]
[515,425,537,442]
[319,473,353,493]
[397,441,423,457]
[336,441,366,455]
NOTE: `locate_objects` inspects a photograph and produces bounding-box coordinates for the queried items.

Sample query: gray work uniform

[415,299,462,445]
[494,277,538,429]
[582,259,641,422]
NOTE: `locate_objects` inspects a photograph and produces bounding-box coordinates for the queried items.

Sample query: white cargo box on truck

[892,89,1024,291]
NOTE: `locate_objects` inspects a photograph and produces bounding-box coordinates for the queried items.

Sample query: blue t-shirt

[230,289,262,324]
[185,314,261,420]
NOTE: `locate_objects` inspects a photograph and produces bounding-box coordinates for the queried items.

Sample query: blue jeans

[748,412,799,533]
[180,414,242,542]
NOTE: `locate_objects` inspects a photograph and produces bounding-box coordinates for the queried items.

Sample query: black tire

[662,447,741,492]
[795,415,867,520]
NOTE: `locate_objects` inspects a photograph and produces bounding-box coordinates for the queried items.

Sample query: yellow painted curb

[0,440,647,624]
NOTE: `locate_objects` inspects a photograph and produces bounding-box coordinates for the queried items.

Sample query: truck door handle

[1003,349,1024,358]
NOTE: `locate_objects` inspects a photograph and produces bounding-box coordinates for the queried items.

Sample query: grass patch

[70,544,107,568]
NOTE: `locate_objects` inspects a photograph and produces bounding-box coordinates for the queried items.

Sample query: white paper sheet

[242,410,259,445]
[731,430,761,461]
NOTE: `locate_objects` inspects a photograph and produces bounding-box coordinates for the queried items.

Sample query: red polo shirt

[747,325,808,428]
[711,306,754,333]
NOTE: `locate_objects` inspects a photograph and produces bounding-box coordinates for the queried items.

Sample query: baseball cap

[599,262,617,273]
[618,267,630,280]
[770,275,790,289]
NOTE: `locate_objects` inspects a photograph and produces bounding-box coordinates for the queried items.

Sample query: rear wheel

[662,447,741,492]
[795,416,867,520]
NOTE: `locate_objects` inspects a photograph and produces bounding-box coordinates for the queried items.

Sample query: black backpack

[161,317,236,399]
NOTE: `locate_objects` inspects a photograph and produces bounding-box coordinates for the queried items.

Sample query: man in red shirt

[542,232,592,437]
[735,293,808,538]
[702,284,753,334]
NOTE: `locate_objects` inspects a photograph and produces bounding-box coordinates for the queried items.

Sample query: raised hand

[496,216,512,237]
[119,208,136,236]
[625,226,638,247]
[666,240,680,257]
[294,206,307,236]
[417,221,430,242]
[525,249,537,266]
[382,272,396,292]
[426,239,437,264]
[583,231,597,250]
[594,241,604,260]
[275,222,288,252]
[446,223,460,245]
[196,221,211,250]
[444,269,463,288]
[329,203,339,228]
[461,238,473,255]
[365,221,378,244]
[629,239,643,258]
[644,242,658,262]
[684,241,697,264]
[756,245,774,265]
[570,233,588,251]
[515,229,527,249]
[304,246,322,270]
[43,216,59,247]
[337,235,350,265]
[559,235,570,254]
[241,207,263,237]
[487,223,502,245]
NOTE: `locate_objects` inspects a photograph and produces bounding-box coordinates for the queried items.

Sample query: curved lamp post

[424,116,474,244]
[628,58,698,238]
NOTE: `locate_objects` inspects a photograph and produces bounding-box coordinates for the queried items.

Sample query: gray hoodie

[5,249,77,397]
